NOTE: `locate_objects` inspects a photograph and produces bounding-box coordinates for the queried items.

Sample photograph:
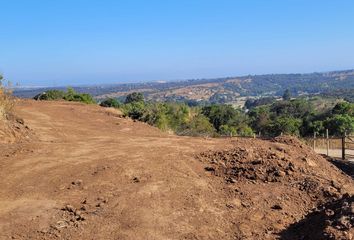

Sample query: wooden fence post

[342,132,346,160]
[326,129,329,156]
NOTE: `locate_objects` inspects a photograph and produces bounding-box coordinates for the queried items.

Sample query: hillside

[14,69,354,104]
[0,100,353,240]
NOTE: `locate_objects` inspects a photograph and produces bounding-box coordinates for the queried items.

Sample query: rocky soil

[198,136,354,239]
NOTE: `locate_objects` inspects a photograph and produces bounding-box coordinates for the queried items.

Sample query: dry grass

[0,76,14,120]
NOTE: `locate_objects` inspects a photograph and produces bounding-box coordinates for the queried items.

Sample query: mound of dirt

[281,194,354,240]
[197,136,354,239]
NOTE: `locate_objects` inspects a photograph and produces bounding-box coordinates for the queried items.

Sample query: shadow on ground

[322,155,354,179]
[279,194,353,240]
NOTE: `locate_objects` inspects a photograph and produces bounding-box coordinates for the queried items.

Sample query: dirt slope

[0,100,353,240]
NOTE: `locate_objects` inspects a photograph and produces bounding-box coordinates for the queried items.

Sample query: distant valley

[14,69,354,105]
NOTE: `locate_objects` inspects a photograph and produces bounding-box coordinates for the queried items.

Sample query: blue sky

[1,0,354,86]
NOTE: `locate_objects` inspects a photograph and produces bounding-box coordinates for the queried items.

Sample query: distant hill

[14,69,354,104]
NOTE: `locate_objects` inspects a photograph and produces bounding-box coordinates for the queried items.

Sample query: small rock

[325,209,335,216]
[227,177,237,183]
[226,203,234,208]
[132,177,140,183]
[275,170,286,177]
[350,203,354,214]
[251,159,262,165]
[16,118,24,124]
[72,180,83,186]
[96,202,105,208]
[64,205,76,213]
[204,166,215,172]
[271,204,283,210]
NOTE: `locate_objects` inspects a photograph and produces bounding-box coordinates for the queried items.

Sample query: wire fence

[217,130,352,161]
[302,133,353,161]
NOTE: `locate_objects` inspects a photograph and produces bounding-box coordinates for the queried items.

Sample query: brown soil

[0,100,353,240]
[198,136,354,239]
[281,194,354,240]
[0,112,33,144]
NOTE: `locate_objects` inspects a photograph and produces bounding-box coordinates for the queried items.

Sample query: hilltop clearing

[0,100,353,240]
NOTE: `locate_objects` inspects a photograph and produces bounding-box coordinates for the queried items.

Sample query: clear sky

[1,0,354,86]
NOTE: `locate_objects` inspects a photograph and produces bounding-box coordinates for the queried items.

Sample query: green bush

[325,114,354,136]
[201,104,252,136]
[267,117,302,136]
[332,102,354,116]
[100,98,121,108]
[34,87,95,104]
[121,101,146,120]
[63,87,95,104]
[219,125,237,136]
[33,90,66,100]
[178,114,215,137]
[125,92,144,104]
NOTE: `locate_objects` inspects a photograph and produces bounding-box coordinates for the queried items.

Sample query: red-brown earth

[0,100,353,240]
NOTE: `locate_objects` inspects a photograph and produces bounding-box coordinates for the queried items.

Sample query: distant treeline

[14,69,354,104]
[100,92,354,137]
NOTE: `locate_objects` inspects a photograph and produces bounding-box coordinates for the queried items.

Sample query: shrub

[219,125,237,136]
[63,87,95,104]
[33,90,66,100]
[0,75,14,120]
[178,114,215,137]
[325,114,354,136]
[267,117,302,136]
[282,89,291,101]
[34,87,95,104]
[237,125,254,137]
[100,98,121,108]
[121,101,146,120]
[201,104,252,136]
[125,92,144,104]
[332,102,354,116]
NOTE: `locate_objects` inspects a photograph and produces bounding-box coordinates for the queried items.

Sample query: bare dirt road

[0,100,353,240]
[0,100,237,240]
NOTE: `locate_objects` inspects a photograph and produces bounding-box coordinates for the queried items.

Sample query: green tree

[332,102,354,116]
[219,125,237,136]
[325,114,354,136]
[248,106,271,133]
[125,92,144,104]
[270,99,313,119]
[267,117,302,136]
[202,105,242,131]
[178,114,215,137]
[282,89,291,101]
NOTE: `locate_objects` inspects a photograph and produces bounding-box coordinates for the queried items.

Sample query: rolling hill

[14,69,354,105]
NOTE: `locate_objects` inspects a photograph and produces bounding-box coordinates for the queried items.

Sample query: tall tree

[282,89,291,101]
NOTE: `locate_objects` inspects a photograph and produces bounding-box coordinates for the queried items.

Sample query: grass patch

[0,75,14,120]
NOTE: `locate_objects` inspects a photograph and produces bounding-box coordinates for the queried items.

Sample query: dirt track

[0,100,238,240]
[0,100,353,240]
